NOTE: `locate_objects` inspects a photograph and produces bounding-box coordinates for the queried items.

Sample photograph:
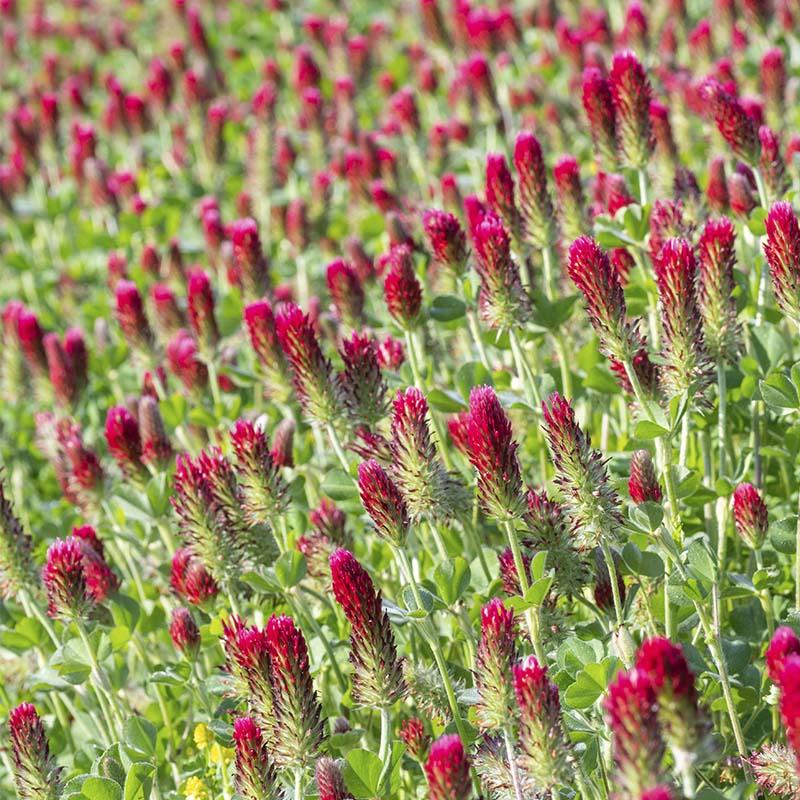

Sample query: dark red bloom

[778,654,800,767]
[243,298,289,392]
[400,717,430,760]
[582,67,617,167]
[485,152,520,240]
[233,716,277,800]
[766,626,800,684]
[229,217,269,298]
[700,78,760,165]
[514,130,556,249]
[8,703,63,800]
[422,208,469,276]
[169,606,200,658]
[609,51,653,170]
[166,329,208,391]
[138,395,173,467]
[552,155,587,242]
[357,459,409,545]
[170,547,219,604]
[315,757,349,800]
[42,538,91,619]
[732,482,769,550]
[383,244,422,328]
[628,449,661,504]
[424,734,472,800]
[475,598,516,730]
[187,269,219,351]
[104,405,143,477]
[327,259,365,328]
[764,201,800,326]
[44,333,77,407]
[115,279,154,352]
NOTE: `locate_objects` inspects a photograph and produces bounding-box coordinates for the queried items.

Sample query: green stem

[753,549,775,636]
[75,621,124,737]
[553,334,573,400]
[600,541,624,629]
[459,515,492,582]
[508,329,541,410]
[466,309,492,373]
[326,423,352,477]
[503,520,546,664]
[205,355,223,416]
[288,595,347,691]
[294,768,304,800]
[638,168,649,206]
[502,726,524,800]
[377,706,393,792]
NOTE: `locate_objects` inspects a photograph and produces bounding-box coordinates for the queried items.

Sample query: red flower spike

[422,209,469,277]
[552,155,587,242]
[383,244,422,329]
[567,236,641,363]
[466,386,525,521]
[8,703,63,800]
[169,606,200,659]
[654,238,713,399]
[475,598,517,730]
[275,302,342,423]
[759,126,789,200]
[424,734,472,800]
[582,67,618,168]
[357,459,409,546]
[340,332,388,429]
[604,668,667,795]
[170,547,219,605]
[327,259,365,329]
[400,717,430,760]
[700,78,760,166]
[270,419,295,469]
[233,716,278,800]
[761,48,787,121]
[265,613,325,767]
[44,333,77,407]
[329,548,404,707]
[187,269,219,351]
[472,213,530,330]
[706,157,729,213]
[243,298,289,393]
[42,538,92,620]
[778,654,800,768]
[63,328,88,394]
[764,201,800,327]
[728,172,756,219]
[315,757,350,800]
[138,395,173,468]
[732,482,769,550]
[485,152,521,241]
[166,329,209,392]
[514,130,556,250]
[628,450,661,504]
[697,217,740,360]
[104,406,143,477]
[229,218,269,299]
[766,626,800,684]
[609,51,653,171]
[115,279,154,353]
[513,656,571,788]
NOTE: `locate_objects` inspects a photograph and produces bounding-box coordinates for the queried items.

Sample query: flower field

[3,0,800,798]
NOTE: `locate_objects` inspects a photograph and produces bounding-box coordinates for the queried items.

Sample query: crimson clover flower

[610,51,653,171]
[104,405,143,478]
[233,716,278,800]
[265,613,325,768]
[582,67,618,168]
[169,607,200,659]
[187,268,219,351]
[297,498,350,579]
[513,655,572,788]
[400,718,430,760]
[357,458,410,546]
[170,547,219,605]
[339,332,389,429]
[604,667,667,795]
[327,259,365,329]
[138,395,173,468]
[8,704,63,800]
[628,450,662,504]
[474,598,517,730]
[422,209,469,277]
[276,302,343,424]
[315,757,350,800]
[230,419,289,526]
[465,386,525,521]
[514,130,556,250]
[552,155,587,243]
[485,152,521,243]
[243,298,290,395]
[229,217,270,299]
[42,538,92,620]
[115,279,154,353]
[567,236,642,364]
[424,734,472,800]
[766,626,800,684]
[541,392,622,546]
[0,474,36,599]
[329,548,404,707]
[764,202,800,327]
[697,217,740,361]
[699,78,760,166]
[778,654,800,769]
[732,482,768,550]
[383,244,422,329]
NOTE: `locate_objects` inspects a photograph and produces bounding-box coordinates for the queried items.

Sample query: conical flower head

[760,126,789,200]
[513,130,556,249]
[732,482,768,550]
[0,475,36,598]
[276,302,343,424]
[42,538,93,620]
[71,529,119,604]
[16,308,48,376]
[700,78,760,166]
[297,499,351,579]
[485,152,521,241]
[697,217,740,361]
[424,734,472,800]
[472,213,530,330]
[400,718,430,760]
[390,387,465,520]
[169,606,200,659]
[230,419,289,525]
[761,47,787,121]
[422,209,469,277]
[233,716,278,800]
[604,667,667,796]
[582,67,618,168]
[170,547,219,605]
[138,395,173,468]
[628,450,661,504]
[221,618,275,736]
[166,329,208,392]
[315,757,350,800]
[541,392,622,546]
[474,598,517,730]
[567,236,642,363]
[648,199,692,265]
[383,244,422,329]
[767,627,800,684]
[498,546,532,597]
[764,202,800,327]
[357,459,409,546]
[466,386,525,521]
[636,637,707,763]
[8,704,63,800]
[115,280,154,352]
[749,743,800,799]
[330,548,404,707]
[265,613,325,768]
[339,332,388,428]
[553,155,587,243]
[104,405,143,477]
[187,269,219,351]
[327,259,365,329]
[44,334,78,407]
[229,218,269,299]
[243,298,290,394]
[609,51,653,170]
[513,655,572,789]
[654,237,713,399]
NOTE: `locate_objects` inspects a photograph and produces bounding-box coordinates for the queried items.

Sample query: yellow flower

[193,722,211,751]
[209,742,234,765]
[183,776,210,800]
